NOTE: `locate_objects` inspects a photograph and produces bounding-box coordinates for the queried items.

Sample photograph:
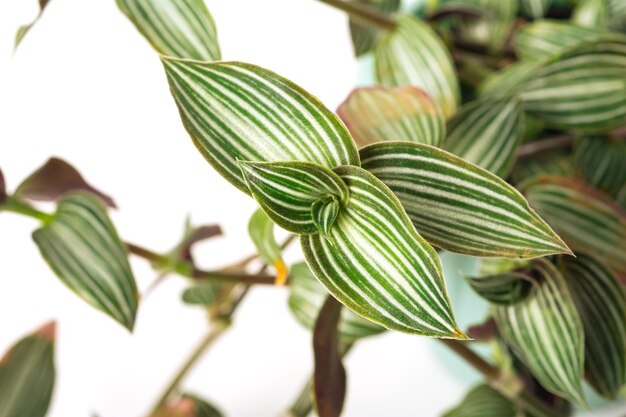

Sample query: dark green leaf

[574,136,626,196]
[349,0,400,56]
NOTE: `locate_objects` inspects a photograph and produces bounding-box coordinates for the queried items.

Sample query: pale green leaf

[515,20,606,59]
[374,15,460,117]
[443,384,518,417]
[248,208,286,285]
[0,322,55,417]
[301,165,464,338]
[288,262,385,341]
[444,96,524,177]
[162,59,360,193]
[561,254,626,399]
[349,0,400,56]
[182,283,220,306]
[239,161,349,235]
[467,272,532,305]
[574,136,626,196]
[32,192,138,330]
[573,0,610,27]
[337,86,445,147]
[117,0,220,60]
[360,142,570,258]
[519,0,552,19]
[522,176,626,274]
[14,0,52,50]
[494,259,586,407]
[448,0,517,49]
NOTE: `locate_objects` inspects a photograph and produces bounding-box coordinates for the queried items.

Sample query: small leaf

[573,0,610,27]
[15,157,115,207]
[301,165,464,338]
[162,59,360,193]
[360,142,570,258]
[0,321,55,417]
[239,161,349,235]
[32,192,138,330]
[443,384,518,417]
[518,0,552,19]
[444,96,524,177]
[336,86,445,147]
[561,254,626,399]
[311,196,341,239]
[521,176,626,274]
[171,220,222,264]
[313,296,346,417]
[494,260,586,407]
[15,0,52,50]
[349,0,400,56]
[467,272,532,305]
[182,283,220,307]
[375,15,460,117]
[515,20,606,59]
[574,136,626,196]
[117,0,221,60]
[288,262,385,341]
[248,208,286,285]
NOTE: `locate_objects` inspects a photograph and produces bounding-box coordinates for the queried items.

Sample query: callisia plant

[2,0,626,416]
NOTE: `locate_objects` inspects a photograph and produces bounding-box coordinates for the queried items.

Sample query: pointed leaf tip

[34,321,57,342]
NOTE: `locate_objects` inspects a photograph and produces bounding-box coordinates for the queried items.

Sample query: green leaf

[336,86,445,147]
[0,322,55,417]
[32,192,138,330]
[444,96,524,177]
[573,0,610,27]
[360,142,571,258]
[512,150,574,185]
[467,272,532,305]
[480,59,544,97]
[248,208,286,285]
[515,20,606,60]
[301,165,464,338]
[561,254,626,399]
[239,161,349,235]
[519,0,552,19]
[181,393,224,417]
[448,0,517,49]
[493,259,586,407]
[117,0,221,60]
[15,0,52,50]
[288,262,385,341]
[182,283,220,306]
[162,59,360,193]
[349,0,400,56]
[374,15,460,117]
[574,136,626,196]
[443,384,519,417]
[521,176,626,275]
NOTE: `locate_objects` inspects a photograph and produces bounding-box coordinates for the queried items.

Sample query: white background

[0,1,623,416]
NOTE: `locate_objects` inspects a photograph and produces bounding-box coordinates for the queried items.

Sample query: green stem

[316,0,396,30]
[0,196,53,223]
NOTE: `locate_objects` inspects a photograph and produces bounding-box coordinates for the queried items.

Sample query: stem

[149,319,231,413]
[516,134,575,159]
[0,197,53,223]
[316,0,396,30]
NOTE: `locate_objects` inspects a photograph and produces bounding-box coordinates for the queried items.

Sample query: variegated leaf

[349,0,400,56]
[512,150,574,185]
[574,136,626,196]
[288,262,385,341]
[444,96,524,177]
[443,384,519,417]
[521,176,626,274]
[515,20,606,60]
[301,165,464,338]
[480,59,544,97]
[561,254,626,399]
[519,0,552,19]
[360,142,570,258]
[573,0,610,27]
[467,272,532,305]
[450,0,517,49]
[162,59,360,193]
[248,208,287,285]
[374,15,460,117]
[117,0,221,60]
[0,322,55,417]
[494,259,586,407]
[32,192,138,330]
[239,161,349,235]
[336,86,445,147]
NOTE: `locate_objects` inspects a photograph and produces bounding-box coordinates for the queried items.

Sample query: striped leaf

[467,272,532,305]
[239,161,349,235]
[32,192,138,330]
[450,0,517,49]
[515,20,606,60]
[374,15,460,117]
[519,0,552,19]
[480,60,544,97]
[349,0,400,56]
[117,0,220,60]
[494,259,586,407]
[301,165,464,338]
[574,136,626,196]
[182,282,220,306]
[248,208,287,285]
[336,86,445,147]
[162,59,360,193]
[443,384,518,417]
[444,96,524,177]
[478,258,529,277]
[14,0,52,50]
[0,322,55,417]
[561,254,626,399]
[512,150,574,185]
[288,262,385,341]
[360,142,570,258]
[521,176,626,274]
[573,0,610,27]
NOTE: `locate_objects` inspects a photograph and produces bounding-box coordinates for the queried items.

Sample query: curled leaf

[467,272,532,305]
[15,0,52,50]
